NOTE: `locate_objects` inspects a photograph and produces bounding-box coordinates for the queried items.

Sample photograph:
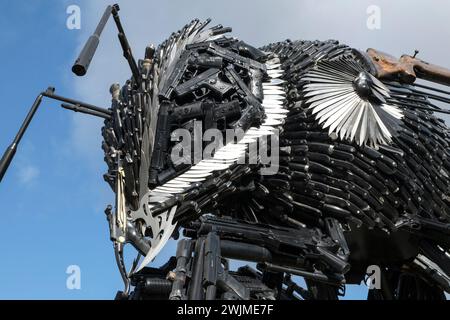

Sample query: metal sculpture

[2,4,450,300]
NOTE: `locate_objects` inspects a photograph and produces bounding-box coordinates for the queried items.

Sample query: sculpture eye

[301,57,402,147]
[353,72,374,99]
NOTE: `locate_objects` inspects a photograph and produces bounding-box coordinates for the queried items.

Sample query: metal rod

[387,99,450,115]
[261,262,344,285]
[71,4,140,84]
[43,88,111,115]
[390,85,450,104]
[220,240,273,262]
[0,87,110,183]
[409,88,450,104]
[413,82,450,96]
[169,239,193,300]
[61,103,111,119]
[0,94,43,182]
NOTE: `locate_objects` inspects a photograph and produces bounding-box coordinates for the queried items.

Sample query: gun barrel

[72,5,113,76]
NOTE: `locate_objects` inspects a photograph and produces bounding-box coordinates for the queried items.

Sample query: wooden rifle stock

[367,48,450,86]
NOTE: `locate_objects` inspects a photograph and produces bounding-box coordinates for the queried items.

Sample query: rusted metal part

[367,48,450,86]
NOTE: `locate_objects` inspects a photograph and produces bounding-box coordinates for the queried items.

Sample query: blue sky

[0,1,121,299]
[1,0,449,300]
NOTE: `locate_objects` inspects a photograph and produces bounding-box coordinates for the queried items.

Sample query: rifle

[184,215,350,277]
[367,48,450,86]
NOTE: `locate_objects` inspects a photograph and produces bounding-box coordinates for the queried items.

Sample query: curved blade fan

[134,205,177,272]
[302,57,403,147]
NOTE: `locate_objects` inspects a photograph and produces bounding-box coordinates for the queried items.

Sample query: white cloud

[17,165,40,185]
